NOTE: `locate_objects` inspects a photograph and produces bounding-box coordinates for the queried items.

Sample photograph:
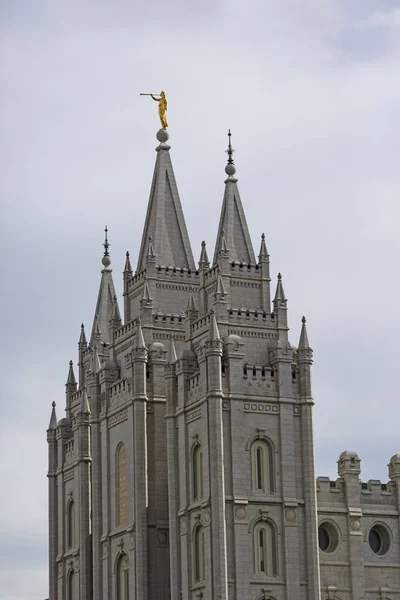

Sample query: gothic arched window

[194,526,205,582]
[116,443,128,526]
[192,444,203,501]
[67,570,75,600]
[116,554,129,600]
[251,440,274,493]
[67,500,75,549]
[253,522,277,576]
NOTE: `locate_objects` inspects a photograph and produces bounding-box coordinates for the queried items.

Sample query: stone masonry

[47,129,400,600]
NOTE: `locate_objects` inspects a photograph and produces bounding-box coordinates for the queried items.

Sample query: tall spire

[136,130,195,271]
[213,131,255,265]
[90,228,118,346]
[48,401,58,430]
[298,316,311,349]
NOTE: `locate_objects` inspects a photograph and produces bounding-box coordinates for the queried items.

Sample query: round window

[368,525,390,556]
[318,522,339,553]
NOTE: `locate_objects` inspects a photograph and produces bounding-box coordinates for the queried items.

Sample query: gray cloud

[1,1,400,597]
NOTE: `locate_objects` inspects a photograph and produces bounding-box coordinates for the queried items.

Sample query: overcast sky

[1,1,400,598]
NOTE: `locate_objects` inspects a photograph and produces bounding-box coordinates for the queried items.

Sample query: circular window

[368,524,390,556]
[318,522,339,553]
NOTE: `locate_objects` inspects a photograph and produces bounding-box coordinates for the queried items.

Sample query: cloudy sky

[1,0,400,598]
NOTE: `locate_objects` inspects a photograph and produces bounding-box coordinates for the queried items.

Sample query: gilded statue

[140,91,168,130]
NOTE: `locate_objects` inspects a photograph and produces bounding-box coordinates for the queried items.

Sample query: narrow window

[192,445,203,500]
[67,500,75,549]
[251,440,273,493]
[116,444,128,526]
[67,570,74,600]
[254,522,276,576]
[194,527,205,582]
[117,554,129,600]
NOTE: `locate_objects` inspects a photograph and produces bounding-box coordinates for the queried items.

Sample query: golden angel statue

[140,91,168,130]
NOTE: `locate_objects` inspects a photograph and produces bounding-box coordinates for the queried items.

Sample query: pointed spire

[80,388,91,414]
[213,131,255,265]
[208,309,221,341]
[198,241,210,268]
[110,295,122,324]
[215,271,226,298]
[219,229,229,255]
[48,401,58,430]
[90,345,102,374]
[258,233,269,260]
[91,229,118,346]
[79,323,87,346]
[187,285,197,313]
[135,318,146,349]
[274,273,287,302]
[124,251,133,274]
[147,236,155,260]
[167,335,178,364]
[298,316,311,349]
[136,137,195,271]
[140,276,152,305]
[66,360,76,385]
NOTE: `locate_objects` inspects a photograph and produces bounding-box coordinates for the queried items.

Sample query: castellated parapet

[46,130,399,600]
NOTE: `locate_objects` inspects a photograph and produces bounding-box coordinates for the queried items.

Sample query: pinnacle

[215,272,226,298]
[79,323,87,346]
[208,309,221,341]
[48,401,58,430]
[110,295,122,323]
[187,285,197,313]
[66,360,77,386]
[199,241,210,268]
[298,316,311,349]
[274,273,287,303]
[124,251,133,274]
[134,318,146,349]
[80,388,91,415]
[258,232,269,260]
[166,335,178,364]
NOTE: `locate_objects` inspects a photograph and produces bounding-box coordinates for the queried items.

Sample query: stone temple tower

[46,128,400,600]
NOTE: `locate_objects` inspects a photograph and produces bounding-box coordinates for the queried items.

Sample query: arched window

[116,444,128,526]
[116,554,129,600]
[67,500,75,549]
[194,526,205,582]
[192,444,203,501]
[253,522,277,576]
[251,440,274,493]
[67,570,74,600]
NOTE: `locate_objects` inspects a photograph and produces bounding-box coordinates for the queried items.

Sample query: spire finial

[225,130,237,177]
[52,401,56,408]
[226,130,234,165]
[102,226,111,268]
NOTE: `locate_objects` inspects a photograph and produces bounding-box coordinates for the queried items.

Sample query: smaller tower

[78,324,87,389]
[258,233,271,312]
[65,361,77,419]
[123,251,133,323]
[77,390,92,600]
[47,402,58,600]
